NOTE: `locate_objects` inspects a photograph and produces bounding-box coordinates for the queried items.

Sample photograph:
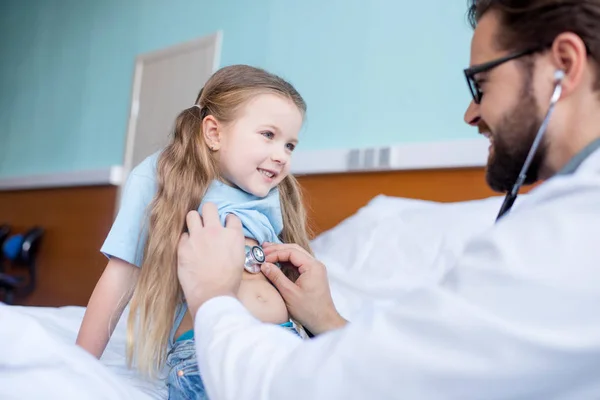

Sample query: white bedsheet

[0,194,513,399]
[0,304,165,399]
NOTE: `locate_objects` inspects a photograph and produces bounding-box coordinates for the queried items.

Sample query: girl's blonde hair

[126,64,312,377]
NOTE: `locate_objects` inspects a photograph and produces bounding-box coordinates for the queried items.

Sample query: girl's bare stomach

[174,239,288,340]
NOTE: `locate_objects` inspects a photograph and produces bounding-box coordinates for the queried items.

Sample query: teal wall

[0,0,475,178]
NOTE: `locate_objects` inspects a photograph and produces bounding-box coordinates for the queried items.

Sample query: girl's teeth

[260,169,273,178]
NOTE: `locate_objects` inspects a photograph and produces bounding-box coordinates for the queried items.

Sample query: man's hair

[467,0,600,91]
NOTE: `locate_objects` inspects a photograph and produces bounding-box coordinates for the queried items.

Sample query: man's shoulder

[513,168,600,215]
[461,171,600,268]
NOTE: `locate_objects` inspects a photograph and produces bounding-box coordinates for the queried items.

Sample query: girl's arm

[76,156,159,358]
[76,257,139,358]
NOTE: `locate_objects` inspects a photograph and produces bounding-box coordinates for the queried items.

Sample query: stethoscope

[244,245,266,273]
[495,69,565,222]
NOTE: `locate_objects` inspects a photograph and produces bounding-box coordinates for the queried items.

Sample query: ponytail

[126,105,218,377]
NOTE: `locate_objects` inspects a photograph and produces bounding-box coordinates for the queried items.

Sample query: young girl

[76,64,313,399]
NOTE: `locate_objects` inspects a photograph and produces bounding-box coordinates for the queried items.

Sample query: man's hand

[177,203,245,316]
[261,243,347,335]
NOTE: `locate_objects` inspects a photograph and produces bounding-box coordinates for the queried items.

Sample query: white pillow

[312,194,507,272]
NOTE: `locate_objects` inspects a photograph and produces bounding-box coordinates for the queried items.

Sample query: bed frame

[0,166,528,307]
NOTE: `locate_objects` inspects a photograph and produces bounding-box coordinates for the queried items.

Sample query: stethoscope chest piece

[244,245,265,273]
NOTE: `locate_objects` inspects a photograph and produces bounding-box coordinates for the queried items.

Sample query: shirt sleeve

[192,182,600,400]
[100,164,157,267]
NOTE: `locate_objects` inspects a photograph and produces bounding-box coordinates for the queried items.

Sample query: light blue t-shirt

[100,151,284,268]
[199,179,284,244]
[101,152,160,267]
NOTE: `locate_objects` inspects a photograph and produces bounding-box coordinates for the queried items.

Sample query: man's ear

[551,32,588,99]
[202,115,222,151]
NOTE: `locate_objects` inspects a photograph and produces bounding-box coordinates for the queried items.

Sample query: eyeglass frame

[463,46,546,104]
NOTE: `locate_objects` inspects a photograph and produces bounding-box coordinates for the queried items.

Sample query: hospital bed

[0,167,526,399]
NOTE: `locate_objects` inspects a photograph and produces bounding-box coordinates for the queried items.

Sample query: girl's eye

[261,131,274,139]
[286,143,296,151]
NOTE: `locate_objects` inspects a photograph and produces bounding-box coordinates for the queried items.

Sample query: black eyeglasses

[463,47,544,104]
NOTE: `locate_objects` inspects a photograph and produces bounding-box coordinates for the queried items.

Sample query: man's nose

[464,100,481,126]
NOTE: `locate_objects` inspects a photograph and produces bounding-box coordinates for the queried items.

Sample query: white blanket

[0,304,165,399]
[0,194,509,399]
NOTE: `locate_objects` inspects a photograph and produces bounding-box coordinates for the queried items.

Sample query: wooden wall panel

[297,167,522,236]
[0,185,118,306]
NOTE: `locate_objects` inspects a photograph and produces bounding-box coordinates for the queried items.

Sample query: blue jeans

[166,322,302,400]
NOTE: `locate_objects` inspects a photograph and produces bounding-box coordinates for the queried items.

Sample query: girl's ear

[202,115,222,151]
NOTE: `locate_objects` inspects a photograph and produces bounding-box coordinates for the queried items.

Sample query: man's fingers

[178,231,190,245]
[264,248,313,271]
[186,211,203,233]
[177,232,190,259]
[261,263,297,296]
[200,202,221,228]
[264,248,294,264]
[263,243,311,258]
[224,213,242,231]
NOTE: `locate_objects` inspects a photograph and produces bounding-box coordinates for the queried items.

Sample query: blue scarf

[198,180,284,245]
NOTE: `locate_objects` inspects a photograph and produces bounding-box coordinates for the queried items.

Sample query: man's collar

[556,137,600,176]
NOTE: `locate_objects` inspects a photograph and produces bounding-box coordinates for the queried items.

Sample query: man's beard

[485,86,548,193]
